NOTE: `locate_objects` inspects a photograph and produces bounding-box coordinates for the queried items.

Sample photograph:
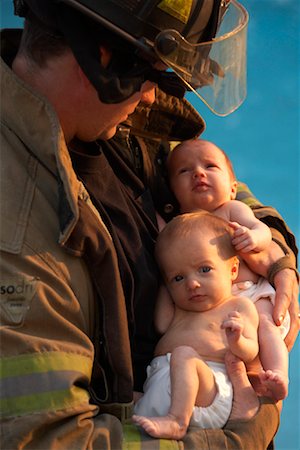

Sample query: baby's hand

[221,311,244,342]
[229,222,257,253]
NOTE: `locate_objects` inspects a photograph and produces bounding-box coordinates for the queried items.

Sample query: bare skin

[257,370,287,400]
[132,413,186,440]
[224,352,260,420]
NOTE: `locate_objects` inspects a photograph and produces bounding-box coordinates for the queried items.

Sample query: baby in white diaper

[133,212,260,439]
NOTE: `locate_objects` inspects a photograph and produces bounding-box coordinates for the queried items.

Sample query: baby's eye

[173,275,183,282]
[206,163,218,169]
[178,167,189,174]
[199,266,211,273]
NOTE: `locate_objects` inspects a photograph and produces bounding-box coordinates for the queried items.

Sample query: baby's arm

[221,297,259,363]
[228,200,272,252]
[154,285,175,335]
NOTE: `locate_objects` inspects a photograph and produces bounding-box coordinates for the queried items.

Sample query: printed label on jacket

[0,276,39,326]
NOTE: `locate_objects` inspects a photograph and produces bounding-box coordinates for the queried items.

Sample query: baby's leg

[256,298,289,401]
[132,346,217,439]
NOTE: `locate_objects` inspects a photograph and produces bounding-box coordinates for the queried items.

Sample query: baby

[133,212,259,439]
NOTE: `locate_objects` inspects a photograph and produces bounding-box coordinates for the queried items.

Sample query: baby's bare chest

[155,315,228,358]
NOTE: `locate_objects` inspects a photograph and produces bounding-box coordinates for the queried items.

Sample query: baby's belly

[154,328,227,363]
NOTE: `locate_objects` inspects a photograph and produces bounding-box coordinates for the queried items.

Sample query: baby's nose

[186,278,200,290]
[193,166,205,178]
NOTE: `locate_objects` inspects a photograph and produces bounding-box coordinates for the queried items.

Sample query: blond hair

[155,211,236,270]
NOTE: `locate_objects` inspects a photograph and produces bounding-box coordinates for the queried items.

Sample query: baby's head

[167,139,237,213]
[155,211,239,310]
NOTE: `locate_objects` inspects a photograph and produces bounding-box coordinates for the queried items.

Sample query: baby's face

[161,229,237,312]
[168,141,236,213]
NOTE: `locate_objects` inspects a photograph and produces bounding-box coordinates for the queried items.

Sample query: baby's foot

[258,370,288,401]
[132,414,187,440]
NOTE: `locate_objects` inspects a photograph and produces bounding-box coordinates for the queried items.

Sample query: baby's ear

[231,256,239,281]
[230,181,238,200]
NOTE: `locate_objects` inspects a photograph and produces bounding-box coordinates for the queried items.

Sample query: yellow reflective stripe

[122,423,142,450]
[158,0,193,24]
[1,386,90,417]
[159,440,180,449]
[0,351,92,378]
[0,352,93,417]
[122,424,180,450]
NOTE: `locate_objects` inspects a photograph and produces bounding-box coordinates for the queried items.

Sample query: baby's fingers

[229,222,246,237]
[229,221,241,230]
[221,312,243,332]
[227,311,241,319]
[222,319,242,332]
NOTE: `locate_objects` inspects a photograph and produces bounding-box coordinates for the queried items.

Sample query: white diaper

[232,277,290,339]
[134,353,233,429]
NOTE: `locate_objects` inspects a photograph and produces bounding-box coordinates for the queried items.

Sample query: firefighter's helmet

[14,0,248,115]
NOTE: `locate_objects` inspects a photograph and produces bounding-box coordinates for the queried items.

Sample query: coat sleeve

[0,247,123,450]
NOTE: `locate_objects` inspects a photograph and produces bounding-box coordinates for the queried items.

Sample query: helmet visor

[154,0,248,116]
